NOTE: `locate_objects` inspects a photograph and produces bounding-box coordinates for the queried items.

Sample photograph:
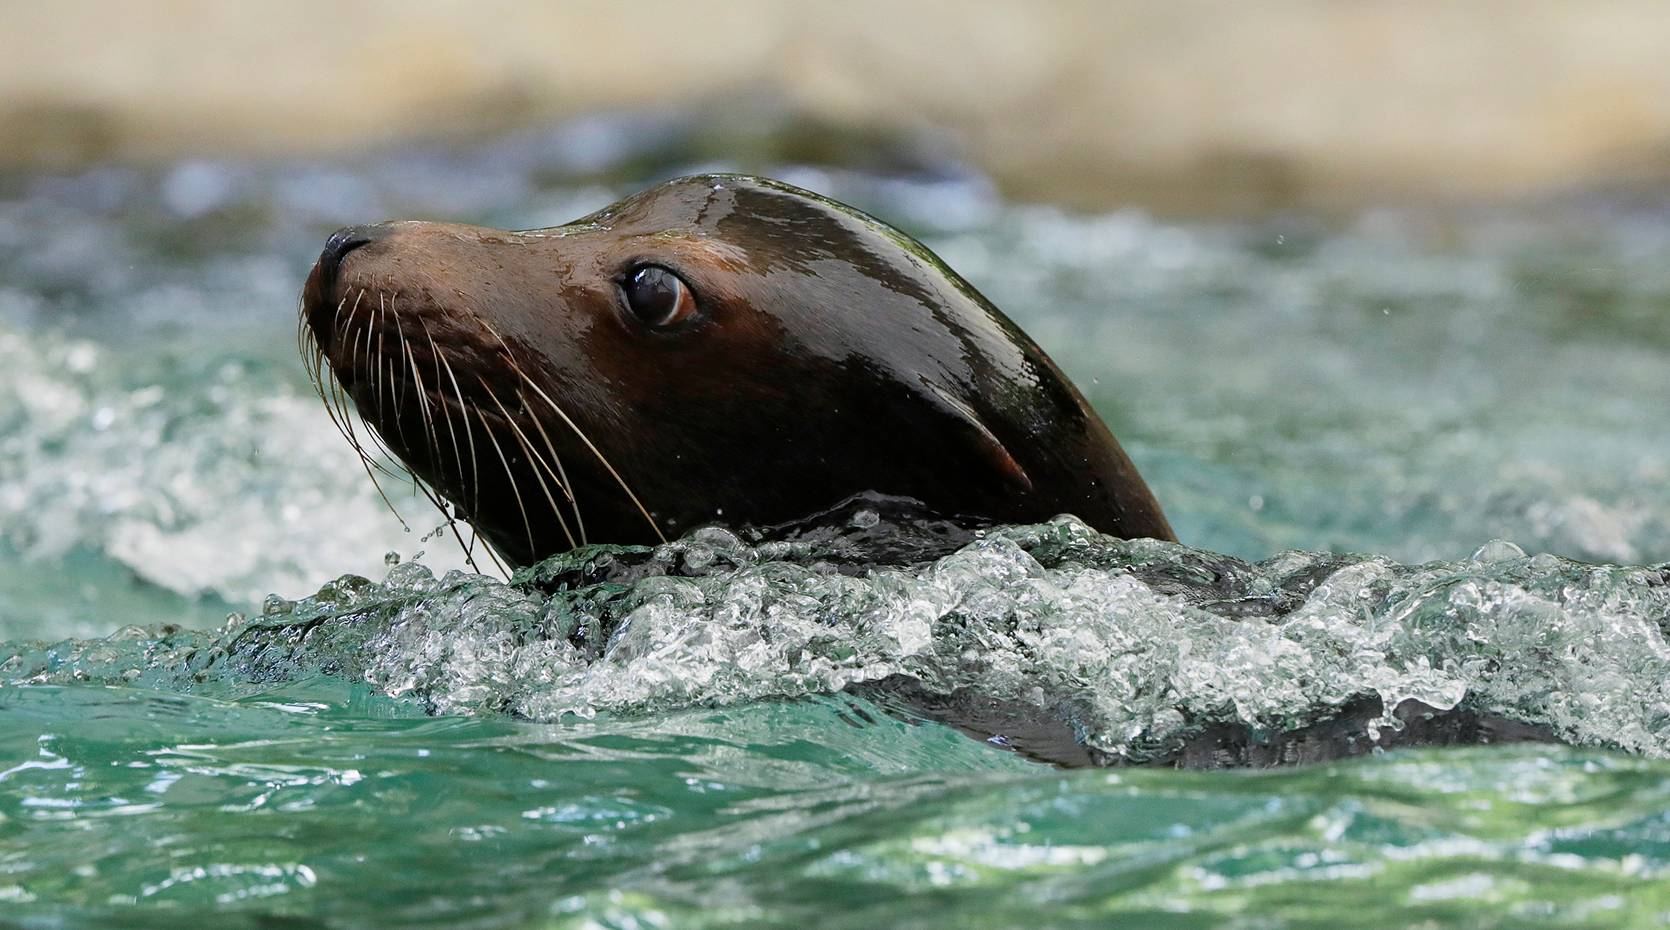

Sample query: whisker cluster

[298,285,666,574]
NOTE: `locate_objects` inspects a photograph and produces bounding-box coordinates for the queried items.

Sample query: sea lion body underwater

[300,174,1173,567]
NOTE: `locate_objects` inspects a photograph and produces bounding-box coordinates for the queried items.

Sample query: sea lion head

[300,174,1172,566]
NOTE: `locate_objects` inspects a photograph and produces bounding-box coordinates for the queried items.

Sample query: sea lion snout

[301,220,513,362]
[302,222,397,359]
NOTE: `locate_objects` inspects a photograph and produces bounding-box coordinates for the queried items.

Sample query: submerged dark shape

[868,684,1557,768]
[512,510,1562,769]
[299,174,1173,567]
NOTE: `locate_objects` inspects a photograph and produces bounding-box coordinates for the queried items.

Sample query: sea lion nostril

[316,224,386,293]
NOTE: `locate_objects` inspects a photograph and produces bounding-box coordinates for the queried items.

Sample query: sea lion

[299,174,1173,567]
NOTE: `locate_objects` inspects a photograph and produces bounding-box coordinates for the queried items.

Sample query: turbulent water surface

[2,120,1669,927]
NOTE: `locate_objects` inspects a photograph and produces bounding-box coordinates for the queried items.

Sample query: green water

[2,120,1670,926]
[6,684,1670,929]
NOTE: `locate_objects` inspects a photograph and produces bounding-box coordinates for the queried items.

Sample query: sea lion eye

[621,265,697,327]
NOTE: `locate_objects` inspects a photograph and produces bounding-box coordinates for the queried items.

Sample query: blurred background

[2,1,1668,638]
[8,0,1670,213]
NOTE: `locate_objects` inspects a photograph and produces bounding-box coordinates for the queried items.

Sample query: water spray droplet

[1470,540,1526,562]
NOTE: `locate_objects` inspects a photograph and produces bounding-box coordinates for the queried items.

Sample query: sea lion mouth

[298,229,665,569]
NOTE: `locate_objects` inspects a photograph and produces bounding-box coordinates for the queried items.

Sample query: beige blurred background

[4,0,1670,213]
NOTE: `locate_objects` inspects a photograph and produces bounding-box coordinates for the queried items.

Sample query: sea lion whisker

[404,340,442,479]
[404,461,492,578]
[331,362,407,482]
[376,293,413,452]
[390,293,411,413]
[307,343,334,415]
[374,293,389,426]
[362,434,417,484]
[307,354,339,424]
[325,292,350,394]
[296,297,310,363]
[479,377,578,551]
[329,291,347,340]
[321,358,360,446]
[315,332,412,490]
[336,286,366,344]
[414,336,485,574]
[419,322,469,512]
[303,307,322,375]
[319,365,411,533]
[360,292,377,387]
[496,377,575,511]
[472,403,537,562]
[340,289,368,385]
[475,533,508,577]
[518,372,665,543]
[298,321,313,380]
[385,356,410,448]
[318,355,356,440]
[437,352,482,519]
[498,357,576,511]
[475,321,593,544]
[474,319,656,544]
[519,386,587,546]
[466,524,508,577]
[348,317,365,391]
[325,372,379,474]
[342,369,487,574]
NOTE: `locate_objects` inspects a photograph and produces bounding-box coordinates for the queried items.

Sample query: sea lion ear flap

[925,384,1034,493]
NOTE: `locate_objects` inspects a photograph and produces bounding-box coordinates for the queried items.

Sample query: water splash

[0,321,469,634]
[8,516,1667,764]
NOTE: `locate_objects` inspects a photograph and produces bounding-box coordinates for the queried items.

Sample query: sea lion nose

[316,223,387,294]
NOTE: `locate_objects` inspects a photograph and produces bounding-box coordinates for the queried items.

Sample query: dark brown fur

[300,174,1173,567]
